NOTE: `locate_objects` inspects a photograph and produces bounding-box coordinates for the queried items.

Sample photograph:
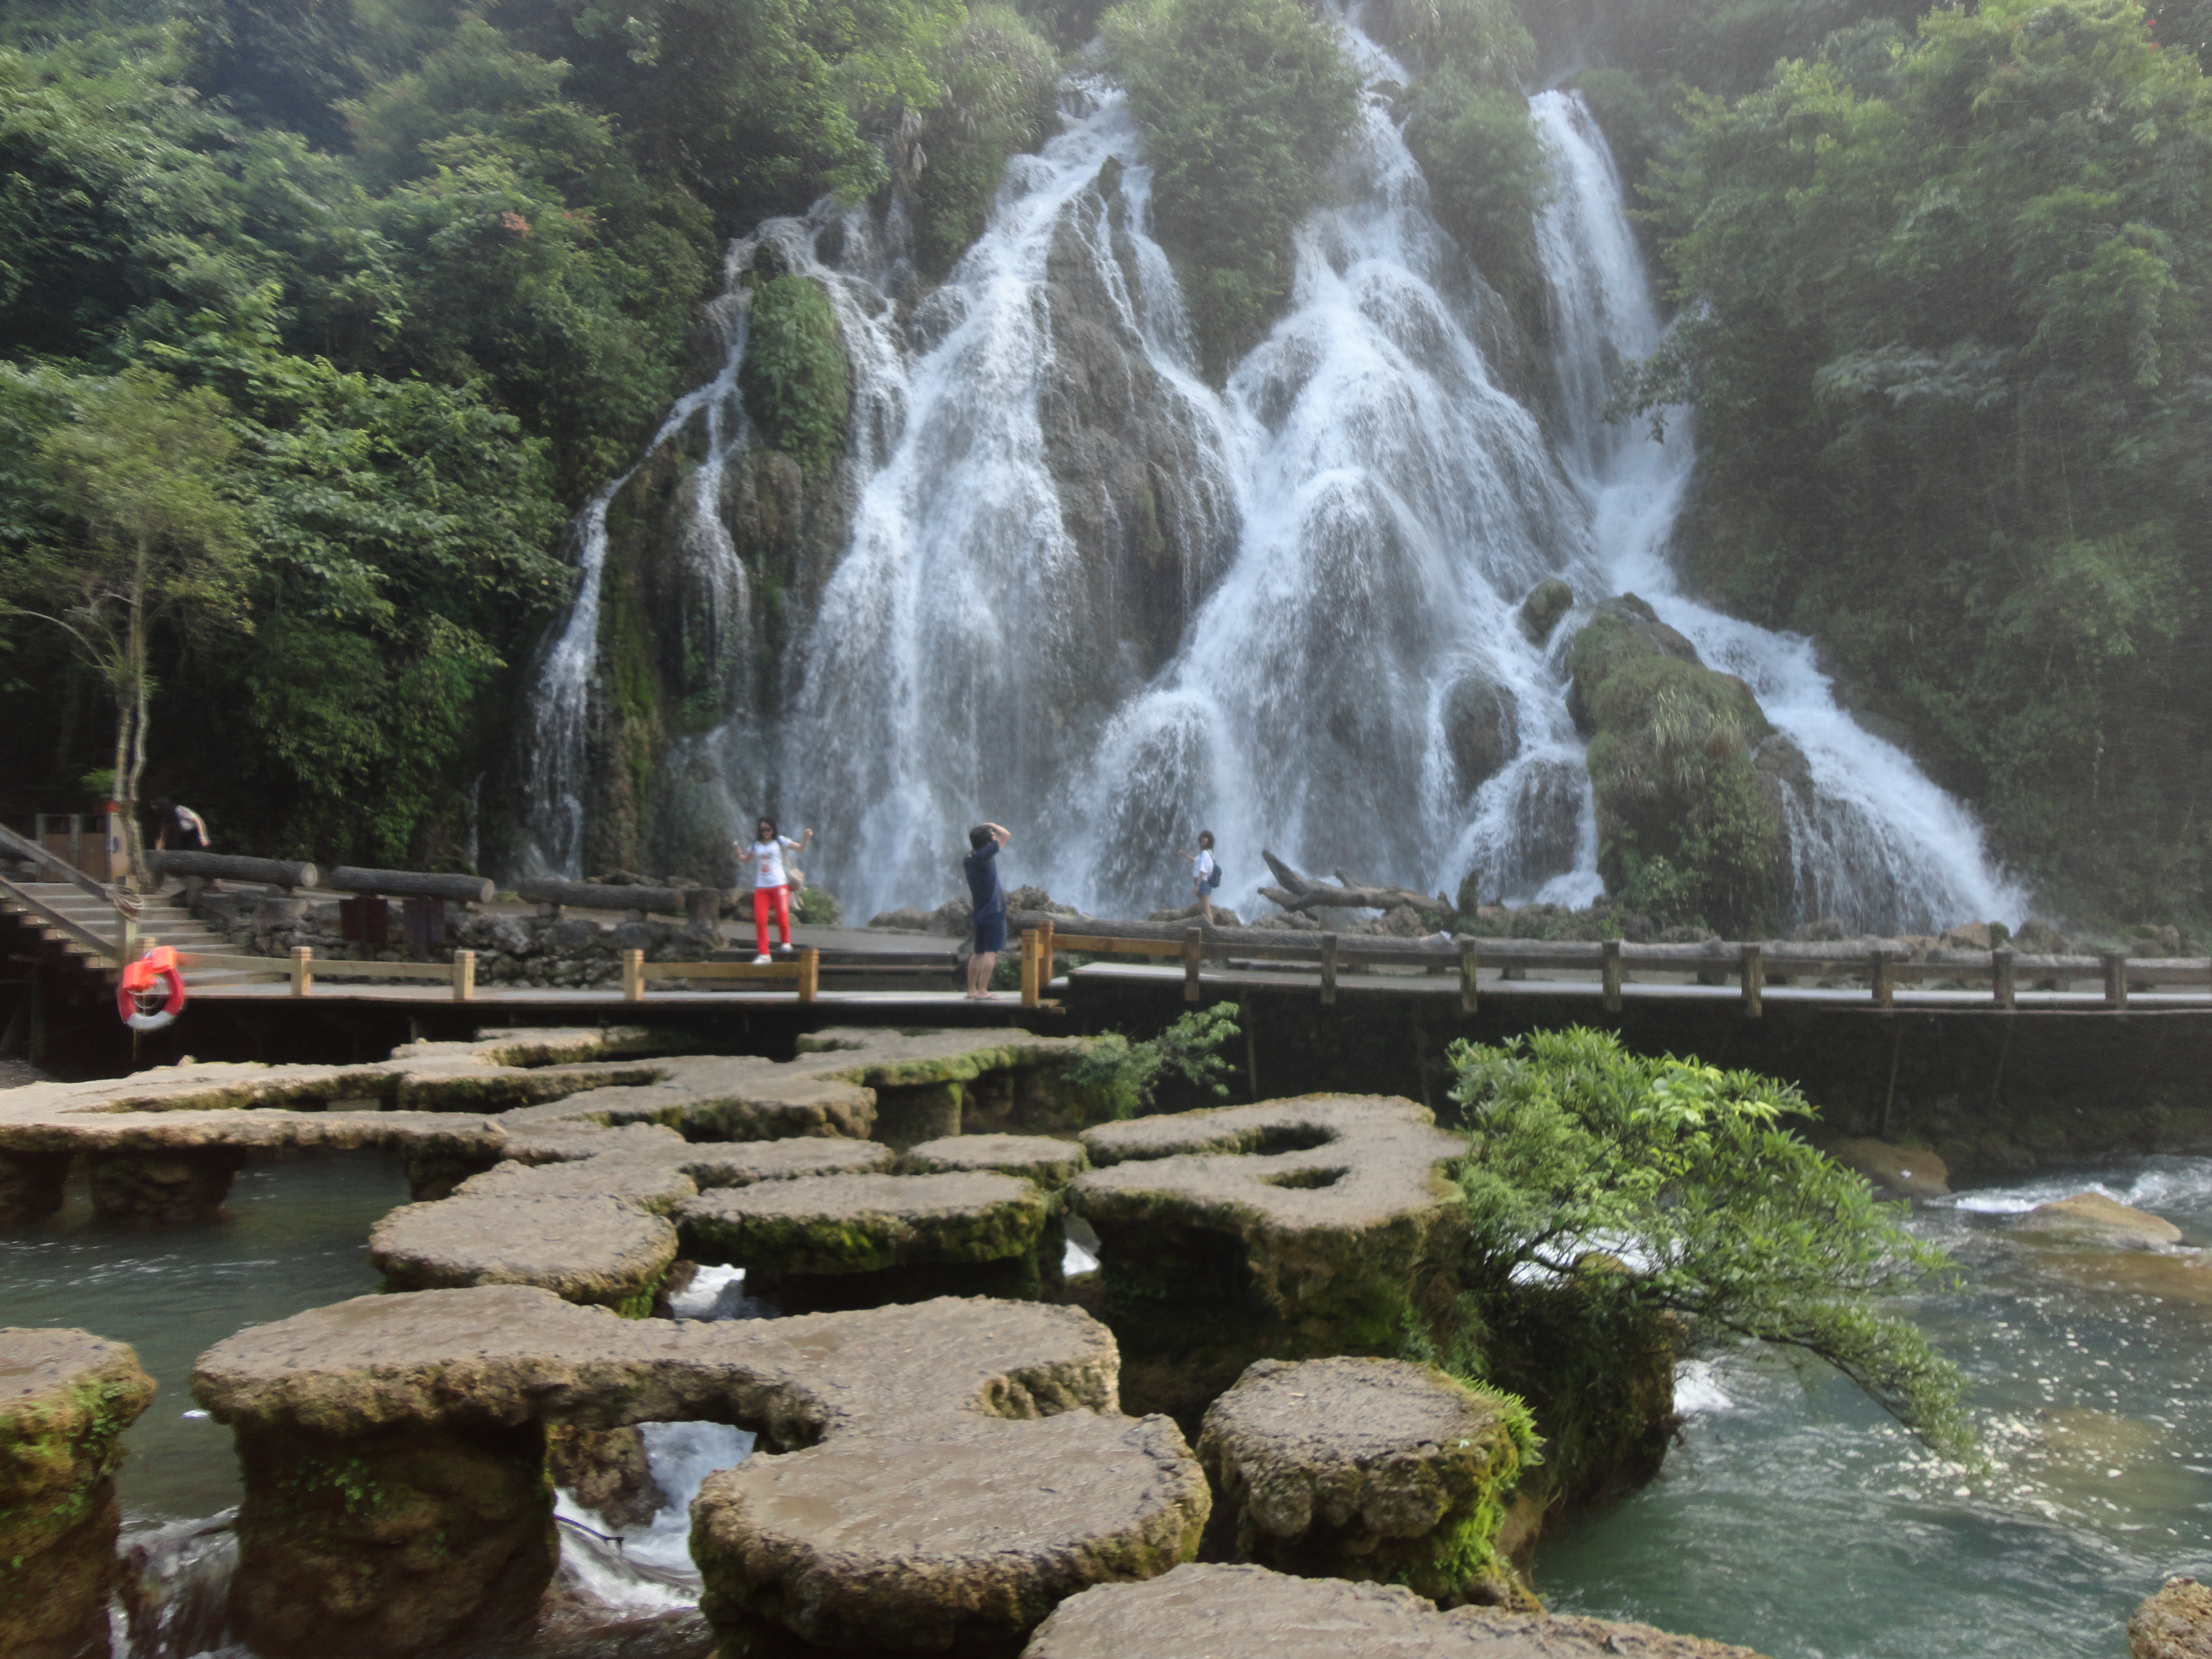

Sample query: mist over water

[521,22,2022,934]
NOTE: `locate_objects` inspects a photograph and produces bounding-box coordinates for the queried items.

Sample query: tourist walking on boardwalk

[741,817,811,962]
[963,822,1011,1000]
[1177,830,1219,926]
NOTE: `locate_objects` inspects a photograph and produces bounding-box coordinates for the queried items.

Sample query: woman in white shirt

[1176,829,1218,926]
[742,816,813,962]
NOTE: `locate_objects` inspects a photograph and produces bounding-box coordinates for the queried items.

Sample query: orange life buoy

[118,946,187,1032]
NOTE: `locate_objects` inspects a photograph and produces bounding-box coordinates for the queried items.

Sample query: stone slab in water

[696,1410,1207,1650]
[0,1328,156,1659]
[370,1192,678,1310]
[454,1151,699,1213]
[904,1132,1090,1188]
[679,1171,1050,1273]
[683,1138,899,1187]
[2014,1191,2185,1250]
[1024,1563,1771,1658]
[1197,1357,1533,1607]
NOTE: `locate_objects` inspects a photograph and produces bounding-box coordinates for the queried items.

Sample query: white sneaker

[752,953,772,965]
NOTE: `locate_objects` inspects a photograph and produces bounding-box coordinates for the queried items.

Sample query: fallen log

[1256,851,1452,924]
[324,866,494,905]
[149,851,318,890]
[515,878,690,916]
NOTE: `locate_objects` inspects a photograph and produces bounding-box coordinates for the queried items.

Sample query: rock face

[0,1329,156,1659]
[2132,1577,2212,1659]
[1197,1358,1536,1608]
[2014,1192,2184,1250]
[1826,1138,1952,1201]
[1025,1563,1772,1658]
[1070,1097,1465,1414]
[192,1286,1201,1657]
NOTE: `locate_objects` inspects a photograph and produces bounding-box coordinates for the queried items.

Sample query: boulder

[866,907,939,931]
[0,1329,156,1659]
[2013,1192,2184,1250]
[2132,1577,2212,1659]
[678,1171,1051,1274]
[1197,1358,1535,1607]
[1025,1563,1771,1658]
[1518,577,1574,645]
[1443,673,1518,798]
[1826,1139,1951,1200]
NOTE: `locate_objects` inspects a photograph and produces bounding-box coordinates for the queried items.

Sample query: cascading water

[522,17,2024,933]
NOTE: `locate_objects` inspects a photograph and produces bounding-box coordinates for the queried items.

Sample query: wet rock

[1198,1358,1535,1608]
[0,1329,156,1659]
[1518,577,1574,645]
[371,1193,679,1312]
[2014,1192,2184,1250]
[678,1172,1050,1274]
[2132,1576,2212,1659]
[1939,921,2006,951]
[1026,1563,1771,1658]
[89,1145,251,1222]
[904,1133,1090,1189]
[0,1149,70,1224]
[1791,915,1846,942]
[1826,1137,1951,1200]
[1443,673,1518,797]
[548,1424,664,1532]
[866,907,939,931]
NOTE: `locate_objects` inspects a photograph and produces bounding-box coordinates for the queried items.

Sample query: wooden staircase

[0,881,280,989]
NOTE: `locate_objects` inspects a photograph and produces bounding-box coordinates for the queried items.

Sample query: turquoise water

[1535,1156,2212,1657]
[0,1151,410,1525]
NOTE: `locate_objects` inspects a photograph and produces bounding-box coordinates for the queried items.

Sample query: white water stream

[519,19,2023,935]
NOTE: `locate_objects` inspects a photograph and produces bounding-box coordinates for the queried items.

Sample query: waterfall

[520,23,2024,933]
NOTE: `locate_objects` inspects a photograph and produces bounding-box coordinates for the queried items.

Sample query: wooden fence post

[1992,947,2015,1011]
[622,949,644,1002]
[1040,918,1055,994]
[1457,936,1478,1014]
[289,946,313,998]
[1320,933,1338,1006]
[452,950,476,1003]
[2101,950,2128,1010]
[1871,948,1893,1010]
[1183,927,1203,1004]
[1740,942,1763,1019]
[798,948,818,1004]
[1601,938,1623,1012]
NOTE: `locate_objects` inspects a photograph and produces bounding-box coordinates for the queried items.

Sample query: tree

[3,365,250,883]
[1443,1028,1971,1462]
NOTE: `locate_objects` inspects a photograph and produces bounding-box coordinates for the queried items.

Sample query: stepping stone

[1198,1358,1534,1606]
[694,1410,1208,1650]
[904,1133,1089,1188]
[0,1329,156,1659]
[454,1154,698,1214]
[678,1172,1050,1274]
[683,1138,898,1187]
[1026,1563,1771,1658]
[370,1193,678,1312]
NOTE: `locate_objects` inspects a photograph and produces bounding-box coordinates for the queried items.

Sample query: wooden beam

[1871,949,1892,1010]
[453,950,476,1003]
[1183,927,1203,1003]
[1992,947,2015,1011]
[1740,942,1763,1019]
[2102,950,2128,1010]
[517,878,690,916]
[622,949,644,1001]
[1320,933,1338,1006]
[325,866,495,905]
[1601,938,1622,1012]
[289,947,313,998]
[799,948,819,1003]
[1020,929,1041,1008]
[151,850,319,890]
[1457,936,1478,1014]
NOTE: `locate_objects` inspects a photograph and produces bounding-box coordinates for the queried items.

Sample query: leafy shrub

[1362,0,1533,81]
[739,274,850,477]
[913,5,1060,276]
[1101,0,1361,379]
[792,884,842,925]
[1060,1002,1242,1120]
[1442,1028,1972,1463]
[1399,68,1548,320]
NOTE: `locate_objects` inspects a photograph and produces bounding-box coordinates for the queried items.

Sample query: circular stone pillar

[0,1329,156,1659]
[1197,1357,1536,1608]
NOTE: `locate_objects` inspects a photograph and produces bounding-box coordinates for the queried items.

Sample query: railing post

[453,950,476,1003]
[1601,938,1623,1012]
[289,946,313,998]
[1457,935,1478,1014]
[1320,933,1338,1006]
[117,910,137,969]
[1992,947,2015,1011]
[1040,918,1055,993]
[2101,950,2128,1010]
[1183,927,1203,1004]
[1740,942,1763,1019]
[622,949,644,1002]
[1871,948,1893,1010]
[1021,929,1041,1008]
[798,948,819,1004]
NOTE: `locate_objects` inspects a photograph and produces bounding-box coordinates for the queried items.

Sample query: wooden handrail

[0,821,113,902]
[0,868,124,964]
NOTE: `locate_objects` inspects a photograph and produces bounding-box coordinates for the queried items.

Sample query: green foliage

[793,883,843,924]
[912,4,1060,276]
[1101,0,1361,378]
[1060,1002,1242,1120]
[1364,0,1533,82]
[1399,68,1548,318]
[1445,1028,1973,1462]
[740,274,851,477]
[1625,0,2212,928]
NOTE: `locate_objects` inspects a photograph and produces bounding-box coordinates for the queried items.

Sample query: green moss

[739,276,849,478]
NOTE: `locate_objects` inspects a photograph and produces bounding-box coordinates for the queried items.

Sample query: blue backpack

[1207,861,1224,890]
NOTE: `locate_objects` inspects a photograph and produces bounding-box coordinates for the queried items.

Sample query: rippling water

[1534,1156,2212,1657]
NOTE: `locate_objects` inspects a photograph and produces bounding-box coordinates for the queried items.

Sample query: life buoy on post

[118,945,187,1032]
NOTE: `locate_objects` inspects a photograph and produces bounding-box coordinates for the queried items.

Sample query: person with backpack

[1177,830,1222,926]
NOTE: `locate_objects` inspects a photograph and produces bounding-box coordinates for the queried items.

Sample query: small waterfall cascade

[1527,91,2025,930]
[519,19,2024,931]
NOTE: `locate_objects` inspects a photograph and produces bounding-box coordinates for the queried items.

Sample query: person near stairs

[149,799,210,851]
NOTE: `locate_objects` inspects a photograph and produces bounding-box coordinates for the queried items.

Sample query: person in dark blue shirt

[962,822,1011,999]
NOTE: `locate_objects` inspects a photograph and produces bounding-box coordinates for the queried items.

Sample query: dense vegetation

[1419,1029,1971,1492]
[0,0,1058,866]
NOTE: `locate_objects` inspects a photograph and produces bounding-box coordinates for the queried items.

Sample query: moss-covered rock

[903,1133,1091,1190]
[370,1192,678,1312]
[2131,1576,2212,1659]
[678,1171,1051,1274]
[0,1329,156,1659]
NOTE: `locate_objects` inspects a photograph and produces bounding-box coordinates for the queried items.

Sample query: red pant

[753,883,792,954]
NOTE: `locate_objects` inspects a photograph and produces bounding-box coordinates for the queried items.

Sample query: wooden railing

[176,945,821,1003]
[1015,914,2212,1015]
